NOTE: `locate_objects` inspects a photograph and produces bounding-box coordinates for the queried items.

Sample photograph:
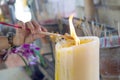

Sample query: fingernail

[39,28,41,31]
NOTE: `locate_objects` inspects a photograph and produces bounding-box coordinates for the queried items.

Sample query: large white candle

[54,15,99,80]
[55,36,99,80]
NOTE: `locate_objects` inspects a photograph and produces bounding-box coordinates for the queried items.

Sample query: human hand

[13,20,47,46]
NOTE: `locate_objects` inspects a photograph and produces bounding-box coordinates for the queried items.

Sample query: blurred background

[0,0,120,80]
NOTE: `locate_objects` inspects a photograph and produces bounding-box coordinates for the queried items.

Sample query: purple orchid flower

[10,43,40,65]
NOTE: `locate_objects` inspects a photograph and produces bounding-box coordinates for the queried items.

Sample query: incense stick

[0,22,30,31]
[109,31,113,47]
[82,23,89,36]
[86,22,92,36]
[117,22,120,45]
[91,21,95,36]
[104,28,107,47]
[98,25,103,37]
[40,32,73,39]
[80,20,104,37]
[0,22,20,28]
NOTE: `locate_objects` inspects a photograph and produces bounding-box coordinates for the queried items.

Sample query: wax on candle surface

[55,15,99,80]
[55,37,99,80]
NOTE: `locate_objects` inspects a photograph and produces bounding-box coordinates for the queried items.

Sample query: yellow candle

[55,37,99,80]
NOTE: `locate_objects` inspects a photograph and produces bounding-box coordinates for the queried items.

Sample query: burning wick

[69,15,80,45]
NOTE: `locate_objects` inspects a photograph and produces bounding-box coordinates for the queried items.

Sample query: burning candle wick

[69,15,80,45]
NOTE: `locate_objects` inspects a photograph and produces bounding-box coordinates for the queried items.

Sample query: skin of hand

[13,20,47,46]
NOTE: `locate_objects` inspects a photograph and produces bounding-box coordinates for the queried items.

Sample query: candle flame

[69,15,80,45]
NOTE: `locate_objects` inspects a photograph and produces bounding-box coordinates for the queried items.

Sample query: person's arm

[0,21,47,52]
[0,36,10,51]
[0,36,16,62]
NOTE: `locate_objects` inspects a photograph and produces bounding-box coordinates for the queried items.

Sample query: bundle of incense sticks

[73,18,120,47]
[80,21,103,37]
[77,19,115,47]
[1,20,118,48]
[0,22,73,40]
